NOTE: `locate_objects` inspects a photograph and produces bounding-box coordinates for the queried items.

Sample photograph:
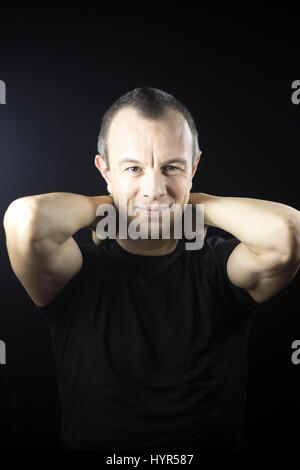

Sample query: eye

[164,165,180,172]
[126,166,140,173]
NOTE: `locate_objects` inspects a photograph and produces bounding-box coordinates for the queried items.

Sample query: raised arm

[3,193,114,307]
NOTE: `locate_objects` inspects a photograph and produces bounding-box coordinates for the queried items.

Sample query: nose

[140,168,167,199]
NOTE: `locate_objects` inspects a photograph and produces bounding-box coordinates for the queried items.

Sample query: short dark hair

[97,87,201,171]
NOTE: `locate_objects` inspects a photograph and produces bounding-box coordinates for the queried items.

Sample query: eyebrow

[118,157,188,166]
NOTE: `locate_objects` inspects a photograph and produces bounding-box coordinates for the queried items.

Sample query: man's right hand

[92,229,103,245]
[88,194,115,245]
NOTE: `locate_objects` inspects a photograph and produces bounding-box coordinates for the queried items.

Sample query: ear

[191,151,202,179]
[189,151,202,190]
[94,154,112,194]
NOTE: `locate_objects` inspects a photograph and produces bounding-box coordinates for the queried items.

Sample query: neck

[115,235,179,256]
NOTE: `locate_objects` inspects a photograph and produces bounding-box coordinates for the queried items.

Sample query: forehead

[107,107,192,154]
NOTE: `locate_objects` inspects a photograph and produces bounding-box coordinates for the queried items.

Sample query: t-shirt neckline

[107,236,188,265]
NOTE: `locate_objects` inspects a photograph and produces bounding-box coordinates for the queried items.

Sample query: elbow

[3,197,40,239]
[290,211,300,267]
[279,211,300,267]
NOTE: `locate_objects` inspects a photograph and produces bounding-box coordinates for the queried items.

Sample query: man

[3,87,300,451]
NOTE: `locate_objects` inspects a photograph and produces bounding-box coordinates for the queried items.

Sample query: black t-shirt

[25,235,262,451]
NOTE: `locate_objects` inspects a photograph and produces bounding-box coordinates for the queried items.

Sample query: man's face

[95,107,201,237]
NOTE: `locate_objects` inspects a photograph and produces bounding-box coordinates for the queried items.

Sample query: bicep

[4,205,83,307]
[226,242,300,304]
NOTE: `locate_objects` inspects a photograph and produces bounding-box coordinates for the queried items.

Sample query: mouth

[135,204,175,214]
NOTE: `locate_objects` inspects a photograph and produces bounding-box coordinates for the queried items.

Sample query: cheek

[111,176,136,205]
[169,177,191,196]
[111,174,130,192]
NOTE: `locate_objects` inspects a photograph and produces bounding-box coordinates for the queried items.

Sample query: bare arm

[3,193,114,307]
[24,192,114,244]
[188,192,300,303]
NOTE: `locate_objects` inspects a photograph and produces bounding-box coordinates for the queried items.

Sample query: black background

[0,4,299,450]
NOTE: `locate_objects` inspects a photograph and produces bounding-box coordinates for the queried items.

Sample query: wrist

[188,192,216,227]
[86,195,114,230]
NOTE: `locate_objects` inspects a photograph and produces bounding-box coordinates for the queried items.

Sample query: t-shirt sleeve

[23,242,98,329]
[205,236,261,312]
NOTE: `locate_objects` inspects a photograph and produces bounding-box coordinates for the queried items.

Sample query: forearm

[16,192,113,245]
[190,193,299,257]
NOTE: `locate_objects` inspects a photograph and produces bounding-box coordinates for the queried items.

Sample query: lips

[136,204,175,212]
